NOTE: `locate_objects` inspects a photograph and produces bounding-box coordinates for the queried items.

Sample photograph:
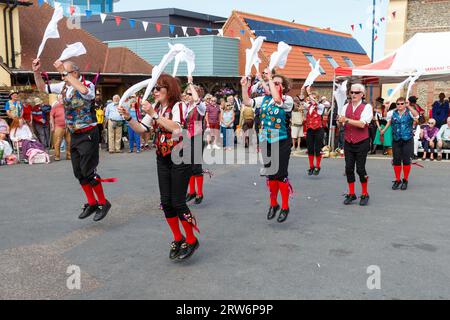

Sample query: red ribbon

[95,177,118,183]
[412,162,424,168]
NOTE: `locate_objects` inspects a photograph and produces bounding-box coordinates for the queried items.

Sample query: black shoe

[392,180,402,190]
[308,168,315,176]
[194,196,204,205]
[170,237,186,260]
[93,200,112,222]
[360,195,370,206]
[313,167,321,176]
[79,203,98,220]
[401,179,408,191]
[177,240,200,261]
[186,193,197,202]
[267,205,280,220]
[277,209,290,223]
[344,194,357,205]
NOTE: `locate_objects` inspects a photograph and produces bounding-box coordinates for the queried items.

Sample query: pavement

[1,148,450,300]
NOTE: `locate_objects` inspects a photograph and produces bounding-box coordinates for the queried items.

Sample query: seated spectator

[0,118,9,135]
[408,96,425,125]
[9,118,34,145]
[5,91,23,120]
[437,117,450,161]
[422,118,439,161]
[413,122,422,160]
[432,93,450,129]
[0,124,13,163]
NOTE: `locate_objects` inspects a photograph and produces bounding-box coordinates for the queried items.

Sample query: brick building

[384,0,450,108]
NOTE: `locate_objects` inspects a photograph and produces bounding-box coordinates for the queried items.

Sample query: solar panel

[244,18,367,55]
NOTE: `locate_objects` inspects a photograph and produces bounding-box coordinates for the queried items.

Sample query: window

[343,56,355,67]
[304,53,325,74]
[324,54,339,69]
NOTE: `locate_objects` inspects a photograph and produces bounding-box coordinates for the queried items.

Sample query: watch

[345,119,350,124]
[152,113,160,121]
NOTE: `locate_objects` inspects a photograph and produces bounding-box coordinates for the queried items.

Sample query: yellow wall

[382,0,409,100]
[0,4,22,69]
[0,67,11,87]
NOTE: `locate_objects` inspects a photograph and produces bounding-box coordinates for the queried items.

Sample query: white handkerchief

[37,3,64,58]
[58,42,87,61]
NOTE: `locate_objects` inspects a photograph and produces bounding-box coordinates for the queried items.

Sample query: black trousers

[345,139,370,183]
[157,154,192,220]
[70,127,101,186]
[306,128,324,156]
[190,136,204,177]
[393,138,413,166]
[262,138,292,181]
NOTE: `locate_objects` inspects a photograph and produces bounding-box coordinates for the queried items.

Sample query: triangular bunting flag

[271,30,275,35]
[207,28,212,32]
[182,26,189,37]
[194,27,201,35]
[100,13,107,24]
[169,25,175,34]
[351,24,355,31]
[69,6,75,16]
[142,21,149,31]
[374,34,378,41]
[38,0,44,7]
[359,23,363,30]
[217,29,224,37]
[392,11,397,19]
[114,16,122,27]
[240,30,245,35]
[129,19,135,29]
[156,23,162,33]
[85,10,92,17]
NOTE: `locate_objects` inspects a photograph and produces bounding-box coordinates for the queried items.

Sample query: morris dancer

[33,59,112,221]
[381,97,419,190]
[241,69,294,223]
[119,74,200,261]
[338,84,373,207]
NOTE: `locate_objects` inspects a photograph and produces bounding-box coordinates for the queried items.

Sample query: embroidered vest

[154,103,184,157]
[259,96,288,144]
[344,103,369,144]
[305,102,323,130]
[392,110,414,141]
[185,104,204,139]
[61,85,94,133]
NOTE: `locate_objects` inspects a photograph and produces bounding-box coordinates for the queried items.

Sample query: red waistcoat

[185,105,204,138]
[153,103,184,157]
[305,103,323,130]
[344,102,369,144]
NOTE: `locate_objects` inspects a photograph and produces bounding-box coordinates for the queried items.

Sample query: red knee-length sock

[196,176,204,197]
[394,166,402,182]
[166,217,184,242]
[403,165,411,181]
[189,176,196,195]
[316,155,322,169]
[308,155,315,169]
[268,180,280,207]
[181,221,197,245]
[348,182,355,195]
[278,181,290,210]
[92,182,107,205]
[361,180,369,196]
[81,184,97,206]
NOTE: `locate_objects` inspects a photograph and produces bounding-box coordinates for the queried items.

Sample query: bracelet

[125,116,132,122]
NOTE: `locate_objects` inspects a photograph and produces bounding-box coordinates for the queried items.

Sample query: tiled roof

[224,11,371,82]
[17,0,152,75]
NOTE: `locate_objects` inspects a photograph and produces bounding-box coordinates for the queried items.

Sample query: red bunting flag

[69,6,75,16]
[374,34,378,41]
[114,16,122,26]
[392,11,397,19]
[351,24,355,31]
[194,27,201,35]
[156,23,162,33]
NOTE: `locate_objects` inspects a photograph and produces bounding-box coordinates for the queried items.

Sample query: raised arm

[32,59,47,93]
[241,76,252,107]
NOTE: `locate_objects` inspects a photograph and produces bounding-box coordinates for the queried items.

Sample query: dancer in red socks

[241,70,294,223]
[119,74,199,261]
[300,85,325,176]
[338,84,373,207]
[33,59,112,221]
[381,97,419,190]
[184,76,207,205]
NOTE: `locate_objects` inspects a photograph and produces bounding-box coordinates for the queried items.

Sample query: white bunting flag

[100,13,107,24]
[218,29,224,37]
[182,26,189,37]
[142,21,149,32]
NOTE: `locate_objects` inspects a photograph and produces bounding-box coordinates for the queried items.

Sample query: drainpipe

[9,0,18,69]
[3,0,10,67]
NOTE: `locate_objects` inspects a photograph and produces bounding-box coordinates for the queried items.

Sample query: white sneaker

[213,144,221,150]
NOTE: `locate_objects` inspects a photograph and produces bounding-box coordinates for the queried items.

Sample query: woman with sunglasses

[184,76,207,205]
[300,85,325,176]
[381,97,419,190]
[338,84,373,207]
[119,74,200,261]
[241,68,294,223]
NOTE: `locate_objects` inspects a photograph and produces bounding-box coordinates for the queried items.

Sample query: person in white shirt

[119,74,200,262]
[9,118,33,143]
[437,117,450,161]
[338,84,373,206]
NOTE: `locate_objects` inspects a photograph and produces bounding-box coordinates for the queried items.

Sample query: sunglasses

[397,103,405,105]
[350,91,363,95]
[153,85,166,92]
[273,82,282,86]
[186,93,193,96]
[428,122,434,125]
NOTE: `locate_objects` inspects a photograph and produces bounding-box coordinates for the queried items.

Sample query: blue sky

[115,0,390,61]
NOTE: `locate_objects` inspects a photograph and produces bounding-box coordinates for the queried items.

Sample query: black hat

[408,96,418,103]
[376,97,384,104]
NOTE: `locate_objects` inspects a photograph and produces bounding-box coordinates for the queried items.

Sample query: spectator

[205,95,221,150]
[105,95,124,154]
[408,96,425,125]
[291,99,305,153]
[126,97,142,153]
[413,121,422,160]
[422,118,439,161]
[22,97,33,128]
[373,103,393,155]
[50,96,71,161]
[0,118,9,135]
[370,98,384,154]
[95,95,105,146]
[432,93,449,129]
[5,91,23,120]
[9,118,34,143]
[220,103,235,150]
[239,103,255,149]
[228,95,240,145]
[0,125,14,164]
[437,117,450,161]
[31,98,50,148]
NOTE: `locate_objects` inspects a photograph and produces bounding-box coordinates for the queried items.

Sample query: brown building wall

[406,0,450,109]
